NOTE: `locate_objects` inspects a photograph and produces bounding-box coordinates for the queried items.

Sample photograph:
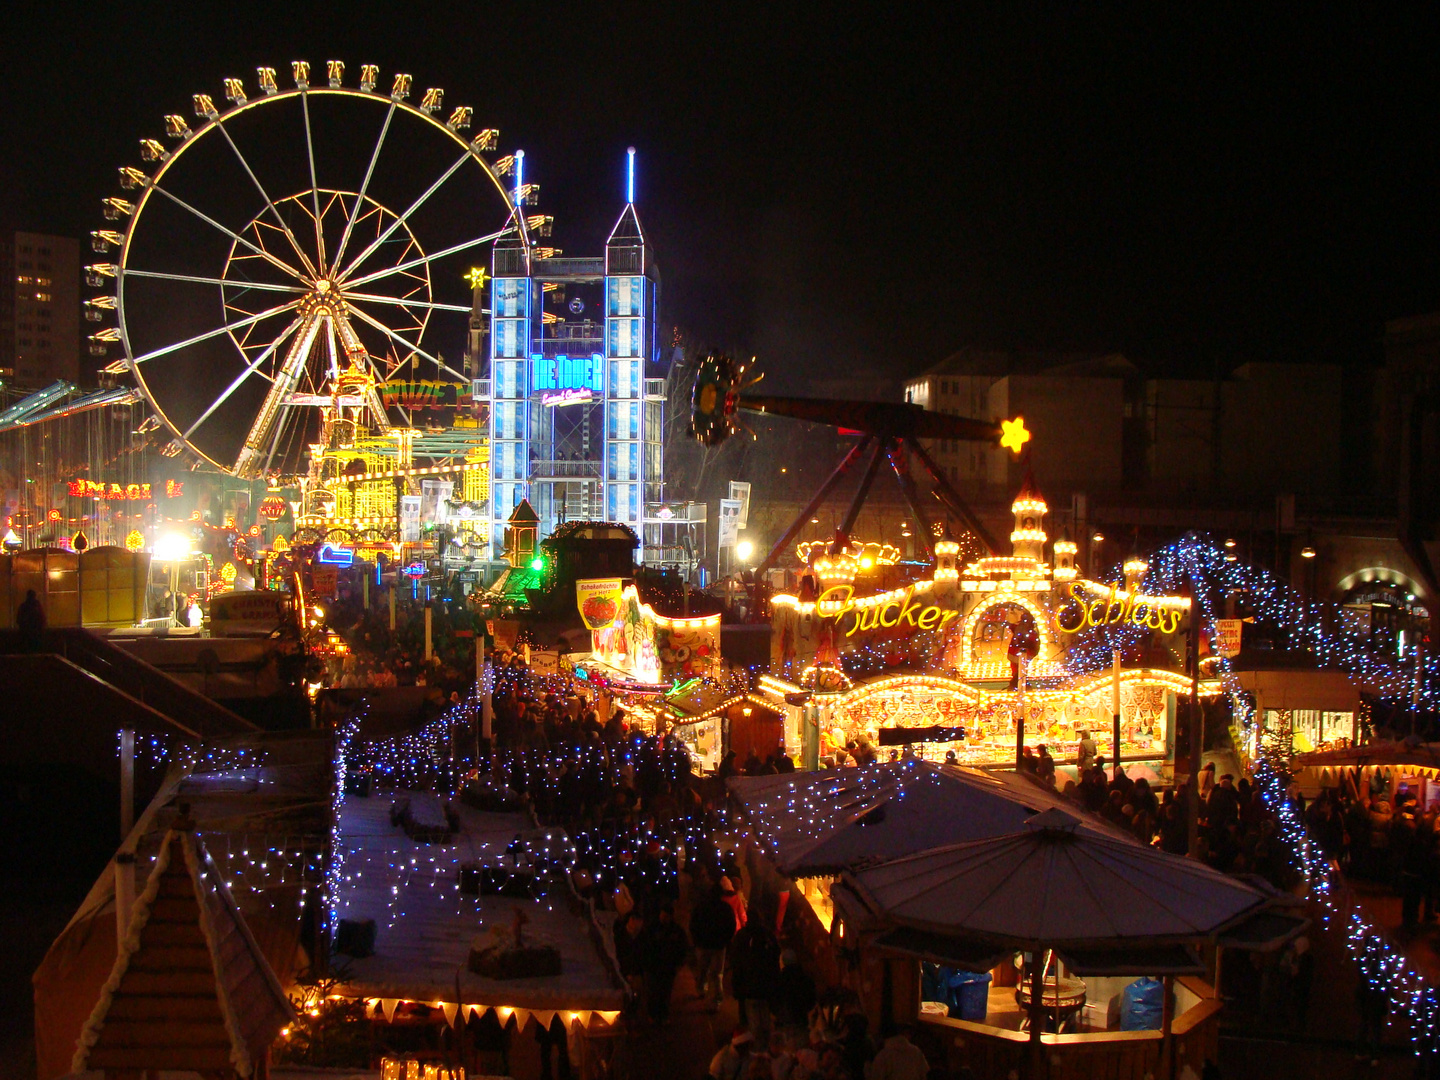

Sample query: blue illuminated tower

[482,148,665,560]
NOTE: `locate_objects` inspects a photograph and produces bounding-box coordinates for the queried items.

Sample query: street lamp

[736,539,754,564]
[153,533,193,624]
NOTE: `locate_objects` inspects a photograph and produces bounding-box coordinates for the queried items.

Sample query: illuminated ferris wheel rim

[91,64,533,478]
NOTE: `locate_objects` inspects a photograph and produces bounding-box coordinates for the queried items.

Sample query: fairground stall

[759,480,1208,774]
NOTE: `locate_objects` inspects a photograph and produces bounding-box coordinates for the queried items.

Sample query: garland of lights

[1141,536,1440,1048]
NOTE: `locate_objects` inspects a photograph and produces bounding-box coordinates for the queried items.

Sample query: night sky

[4,4,1440,393]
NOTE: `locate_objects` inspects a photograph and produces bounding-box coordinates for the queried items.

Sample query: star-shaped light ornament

[1000,416,1031,454]
[465,267,489,291]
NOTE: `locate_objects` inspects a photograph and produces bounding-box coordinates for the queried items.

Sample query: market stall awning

[846,808,1269,949]
[1214,910,1311,952]
[728,760,1135,878]
[1293,740,1440,772]
[872,926,1008,973]
[1055,944,1205,977]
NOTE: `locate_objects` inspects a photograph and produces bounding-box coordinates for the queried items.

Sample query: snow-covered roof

[73,827,293,1077]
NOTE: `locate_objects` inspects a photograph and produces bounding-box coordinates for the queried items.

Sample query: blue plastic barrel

[946,971,993,1021]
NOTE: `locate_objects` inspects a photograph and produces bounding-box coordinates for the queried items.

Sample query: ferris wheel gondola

[87,61,533,479]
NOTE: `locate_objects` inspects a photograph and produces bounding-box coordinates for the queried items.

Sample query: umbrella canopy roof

[847,808,1268,948]
[728,760,1134,878]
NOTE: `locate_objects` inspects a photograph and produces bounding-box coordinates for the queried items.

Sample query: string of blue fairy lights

[1143,535,1440,1048]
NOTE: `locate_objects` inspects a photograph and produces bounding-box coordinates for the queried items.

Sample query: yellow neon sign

[818,584,962,637]
[1053,581,1186,636]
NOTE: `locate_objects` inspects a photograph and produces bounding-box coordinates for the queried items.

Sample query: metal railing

[530,460,603,479]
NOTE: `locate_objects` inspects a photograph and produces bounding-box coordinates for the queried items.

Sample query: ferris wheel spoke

[342,227,514,290]
[212,117,320,279]
[335,145,477,284]
[301,90,327,274]
[123,268,309,295]
[148,182,310,285]
[130,298,301,365]
[345,292,472,314]
[347,304,468,381]
[330,101,397,274]
[182,314,305,439]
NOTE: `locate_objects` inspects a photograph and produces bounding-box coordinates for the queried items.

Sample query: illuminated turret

[1053,535,1078,582]
[1009,474,1048,564]
[1124,553,1148,592]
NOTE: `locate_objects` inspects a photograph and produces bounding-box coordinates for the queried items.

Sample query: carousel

[758,478,1202,773]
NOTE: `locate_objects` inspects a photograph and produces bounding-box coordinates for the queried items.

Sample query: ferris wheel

[86,61,537,478]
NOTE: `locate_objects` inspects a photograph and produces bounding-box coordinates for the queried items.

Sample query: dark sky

[5,3,1440,393]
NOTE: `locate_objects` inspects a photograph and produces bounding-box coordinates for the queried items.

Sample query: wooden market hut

[726,761,1138,987]
[70,824,293,1078]
[838,808,1305,1078]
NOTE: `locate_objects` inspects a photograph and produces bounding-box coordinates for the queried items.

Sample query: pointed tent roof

[727,760,1134,878]
[607,202,646,246]
[508,498,540,526]
[72,827,293,1077]
[845,808,1268,948]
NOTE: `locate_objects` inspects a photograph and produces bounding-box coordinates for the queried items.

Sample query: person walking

[731,902,781,1045]
[17,588,45,651]
[638,903,689,1025]
[691,878,738,1009]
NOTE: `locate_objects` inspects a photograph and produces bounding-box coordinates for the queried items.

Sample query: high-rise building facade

[0,232,80,388]
[480,160,666,561]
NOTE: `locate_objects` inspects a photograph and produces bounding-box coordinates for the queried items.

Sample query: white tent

[846,807,1269,948]
[728,760,1134,878]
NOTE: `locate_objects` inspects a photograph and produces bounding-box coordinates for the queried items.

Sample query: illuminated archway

[957,590,1060,677]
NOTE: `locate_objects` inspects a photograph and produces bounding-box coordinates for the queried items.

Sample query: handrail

[1171,997,1224,1037]
[44,628,254,735]
[921,1013,1166,1046]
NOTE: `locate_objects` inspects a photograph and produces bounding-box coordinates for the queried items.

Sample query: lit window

[35,292,50,302]
[36,277,50,287]
[16,275,32,285]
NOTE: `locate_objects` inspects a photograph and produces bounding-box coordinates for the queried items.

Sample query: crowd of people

[452,666,951,1079]
[1303,766,1440,931]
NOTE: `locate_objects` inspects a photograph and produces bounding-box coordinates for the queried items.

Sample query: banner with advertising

[1213,618,1243,658]
[718,499,743,547]
[399,495,422,543]
[420,480,453,524]
[728,481,751,528]
[576,577,624,630]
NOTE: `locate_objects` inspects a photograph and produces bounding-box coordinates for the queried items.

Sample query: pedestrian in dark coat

[730,904,780,1043]
[17,589,44,651]
[638,904,689,1024]
[690,882,737,1007]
